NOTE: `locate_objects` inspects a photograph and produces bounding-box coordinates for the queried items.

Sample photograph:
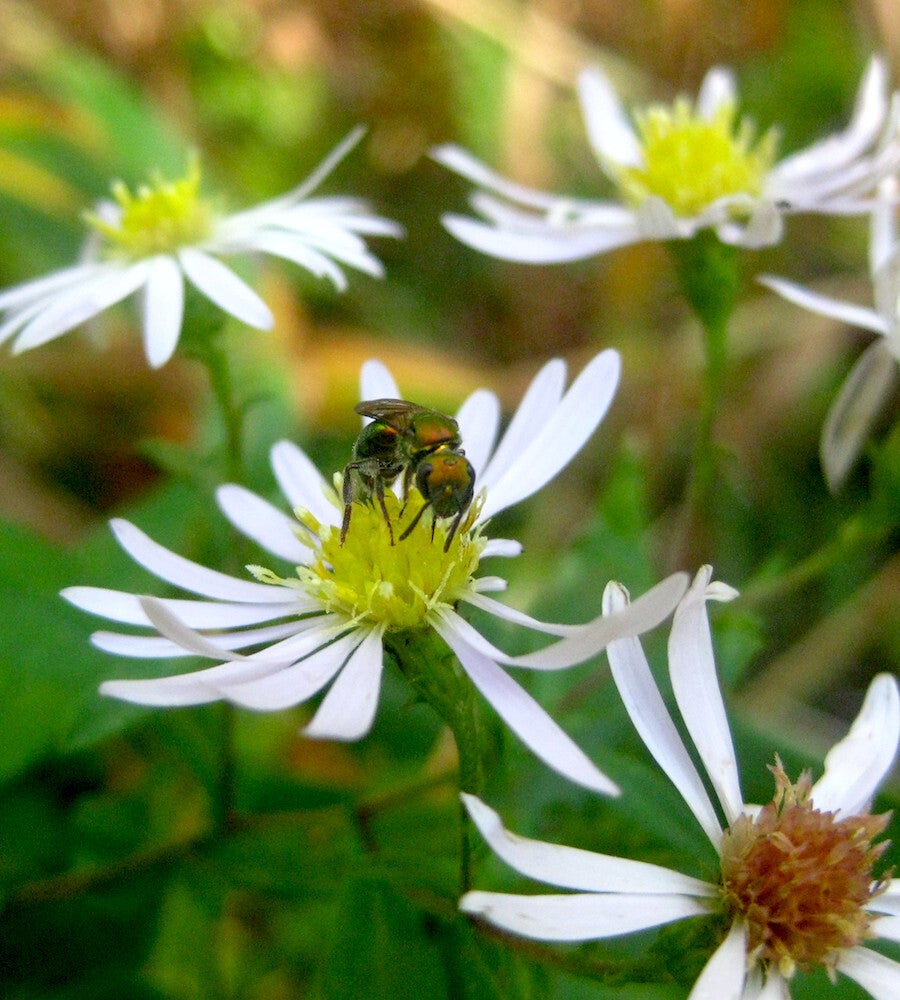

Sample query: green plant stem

[668,233,741,561]
[387,629,486,894]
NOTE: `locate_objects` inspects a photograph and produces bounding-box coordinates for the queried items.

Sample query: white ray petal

[668,567,744,826]
[455,389,500,479]
[99,676,225,706]
[109,518,291,603]
[837,946,900,1000]
[141,255,184,368]
[440,213,639,263]
[604,582,724,850]
[811,673,900,816]
[478,358,567,492]
[302,627,384,740]
[91,620,301,658]
[457,594,574,638]
[0,261,101,311]
[179,247,273,329]
[270,440,339,527]
[868,880,900,915]
[479,538,522,559]
[436,622,618,795]
[576,67,642,167]
[216,484,310,563]
[12,262,150,353]
[460,890,710,942]
[873,916,900,943]
[233,230,347,290]
[480,349,620,520]
[215,632,361,710]
[820,341,898,491]
[697,67,737,120]
[359,358,401,402]
[686,919,748,1000]
[757,275,886,334]
[462,794,715,896]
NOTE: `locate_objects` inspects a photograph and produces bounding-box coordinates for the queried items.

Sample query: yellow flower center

[614,99,778,218]
[85,159,212,259]
[252,486,484,633]
[719,759,891,978]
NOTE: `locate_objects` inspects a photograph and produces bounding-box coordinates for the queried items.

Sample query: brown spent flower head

[720,757,892,980]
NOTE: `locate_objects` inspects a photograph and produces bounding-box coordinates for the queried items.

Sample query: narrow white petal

[480,349,620,521]
[837,946,900,1000]
[270,439,339,527]
[109,518,291,603]
[100,676,224,706]
[12,262,150,353]
[0,261,101,311]
[302,627,384,740]
[868,879,900,915]
[232,230,347,290]
[508,572,690,669]
[472,576,508,592]
[872,916,900,943]
[742,968,791,1000]
[462,794,716,896]
[457,594,574,638]
[141,255,184,368]
[604,582,724,850]
[455,389,500,479]
[359,358,401,402]
[216,484,310,563]
[460,890,710,941]
[870,179,897,274]
[179,247,273,329]
[215,631,361,710]
[440,213,639,263]
[480,538,523,559]
[811,673,900,815]
[820,341,898,491]
[437,623,619,795]
[757,275,886,334]
[279,125,367,203]
[576,67,642,167]
[720,200,784,249]
[478,358,567,493]
[697,67,737,120]
[669,567,744,826]
[634,196,688,240]
[91,620,300,658]
[686,919,748,1000]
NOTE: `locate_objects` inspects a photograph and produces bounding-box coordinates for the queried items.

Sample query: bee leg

[443,510,464,552]
[340,467,358,544]
[398,499,430,542]
[374,483,395,545]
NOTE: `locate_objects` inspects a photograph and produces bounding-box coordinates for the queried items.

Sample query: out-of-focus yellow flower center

[615,99,778,218]
[719,759,890,979]
[85,160,212,258]
[253,487,484,632]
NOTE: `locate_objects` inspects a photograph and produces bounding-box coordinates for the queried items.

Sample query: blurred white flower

[0,128,401,368]
[759,177,900,490]
[62,352,688,794]
[462,568,900,999]
[434,58,898,262]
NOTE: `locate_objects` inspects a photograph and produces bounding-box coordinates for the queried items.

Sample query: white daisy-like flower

[433,58,898,262]
[0,128,401,368]
[759,177,900,491]
[462,567,900,999]
[61,352,689,794]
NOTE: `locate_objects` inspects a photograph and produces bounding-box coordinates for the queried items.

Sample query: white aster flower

[759,177,900,491]
[434,58,898,262]
[61,352,689,794]
[0,128,401,368]
[462,567,900,1000]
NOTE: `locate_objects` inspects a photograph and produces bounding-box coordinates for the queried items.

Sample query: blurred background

[0,2,898,998]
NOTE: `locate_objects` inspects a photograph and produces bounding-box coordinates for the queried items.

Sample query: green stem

[387,629,486,894]
[668,233,741,560]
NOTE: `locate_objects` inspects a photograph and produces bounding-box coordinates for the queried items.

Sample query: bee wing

[354,398,422,425]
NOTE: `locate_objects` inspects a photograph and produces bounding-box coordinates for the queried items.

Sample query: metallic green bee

[340,398,476,551]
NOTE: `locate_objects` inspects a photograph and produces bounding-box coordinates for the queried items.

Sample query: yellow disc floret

[85,158,212,259]
[614,99,778,218]
[252,487,485,633]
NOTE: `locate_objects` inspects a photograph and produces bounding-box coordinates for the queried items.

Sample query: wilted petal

[460,890,709,942]
[669,567,744,826]
[837,946,900,1000]
[462,794,715,896]
[811,673,900,816]
[686,919,748,1000]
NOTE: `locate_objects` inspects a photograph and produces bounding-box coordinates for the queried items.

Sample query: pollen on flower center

[85,159,212,259]
[614,99,778,218]
[719,759,891,978]
[264,487,484,632]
